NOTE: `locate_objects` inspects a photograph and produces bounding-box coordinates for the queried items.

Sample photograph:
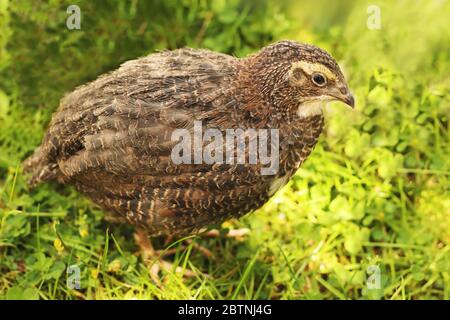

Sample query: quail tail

[22,146,60,188]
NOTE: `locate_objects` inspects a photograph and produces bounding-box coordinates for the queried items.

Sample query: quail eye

[312,73,327,86]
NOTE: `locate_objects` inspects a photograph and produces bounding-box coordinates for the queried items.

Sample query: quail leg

[158,227,250,260]
[159,238,214,259]
[134,226,250,280]
[134,228,196,284]
[159,227,250,259]
[202,228,251,240]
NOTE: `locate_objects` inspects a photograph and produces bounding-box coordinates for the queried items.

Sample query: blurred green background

[0,0,449,300]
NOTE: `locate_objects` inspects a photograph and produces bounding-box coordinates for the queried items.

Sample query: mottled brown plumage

[23,40,353,236]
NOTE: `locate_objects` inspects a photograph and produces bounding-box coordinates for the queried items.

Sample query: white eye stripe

[290,61,336,81]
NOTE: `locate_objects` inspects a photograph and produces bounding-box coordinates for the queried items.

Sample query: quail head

[23,40,354,236]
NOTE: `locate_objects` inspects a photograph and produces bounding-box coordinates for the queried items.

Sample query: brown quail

[23,40,354,237]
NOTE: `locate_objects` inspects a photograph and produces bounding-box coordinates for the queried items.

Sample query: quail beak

[340,93,355,109]
[332,86,355,109]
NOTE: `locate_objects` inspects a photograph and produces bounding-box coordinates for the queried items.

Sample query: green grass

[0,0,449,300]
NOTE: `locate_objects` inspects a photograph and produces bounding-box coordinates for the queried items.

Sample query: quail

[23,40,354,239]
